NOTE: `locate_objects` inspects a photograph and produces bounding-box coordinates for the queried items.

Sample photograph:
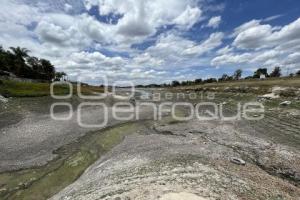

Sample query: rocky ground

[0,88,300,200]
[51,116,300,200]
[0,94,154,172]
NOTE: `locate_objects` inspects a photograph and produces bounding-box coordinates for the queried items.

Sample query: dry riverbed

[51,115,300,200]
[0,90,300,200]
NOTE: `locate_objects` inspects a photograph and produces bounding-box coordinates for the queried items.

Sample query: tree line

[137,67,300,88]
[172,67,299,87]
[0,46,65,81]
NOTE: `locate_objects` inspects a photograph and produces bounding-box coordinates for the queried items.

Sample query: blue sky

[0,0,300,84]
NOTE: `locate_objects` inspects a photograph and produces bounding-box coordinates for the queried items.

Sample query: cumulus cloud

[133,53,165,67]
[211,52,252,66]
[216,45,233,55]
[231,20,262,37]
[78,14,115,43]
[83,0,204,40]
[284,52,300,65]
[233,23,272,49]
[0,0,40,25]
[207,16,222,29]
[133,31,224,72]
[212,17,300,72]
[1,0,218,83]
[233,18,300,50]
[173,6,202,29]
[116,1,154,38]
[2,0,300,84]
[183,32,224,56]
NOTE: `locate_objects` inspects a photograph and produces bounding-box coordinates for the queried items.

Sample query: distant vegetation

[138,67,300,88]
[0,80,69,97]
[0,46,107,97]
[0,80,105,97]
[0,46,65,81]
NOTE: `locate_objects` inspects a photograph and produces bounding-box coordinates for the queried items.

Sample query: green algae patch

[0,122,143,200]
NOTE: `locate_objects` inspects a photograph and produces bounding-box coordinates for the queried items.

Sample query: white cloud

[0,0,40,25]
[211,52,253,66]
[173,6,202,29]
[210,17,300,74]
[263,14,284,22]
[231,20,261,37]
[78,14,114,43]
[269,18,300,43]
[30,13,95,53]
[133,53,164,67]
[212,48,287,68]
[233,17,300,50]
[2,0,300,83]
[233,23,272,49]
[115,1,155,38]
[85,0,203,38]
[212,18,300,72]
[284,52,300,65]
[216,45,233,55]
[1,0,215,84]
[64,3,73,12]
[207,16,222,29]
[183,32,224,56]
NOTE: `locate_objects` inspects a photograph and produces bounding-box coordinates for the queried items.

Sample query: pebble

[279,101,291,106]
[230,157,246,166]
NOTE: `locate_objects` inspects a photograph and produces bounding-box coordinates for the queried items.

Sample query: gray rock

[0,95,8,103]
[279,101,291,106]
[230,157,246,166]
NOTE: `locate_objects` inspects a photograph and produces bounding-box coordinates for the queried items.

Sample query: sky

[0,0,300,85]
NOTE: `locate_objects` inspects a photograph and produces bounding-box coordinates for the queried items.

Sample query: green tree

[253,68,268,78]
[194,78,202,84]
[0,46,57,81]
[9,47,30,61]
[219,74,229,81]
[40,59,55,81]
[1,48,16,72]
[27,56,40,71]
[270,67,281,77]
[0,46,9,71]
[54,72,67,81]
[172,80,180,87]
[233,69,242,80]
[203,78,217,83]
[9,47,31,77]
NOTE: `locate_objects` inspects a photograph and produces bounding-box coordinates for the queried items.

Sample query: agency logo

[50,75,264,128]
